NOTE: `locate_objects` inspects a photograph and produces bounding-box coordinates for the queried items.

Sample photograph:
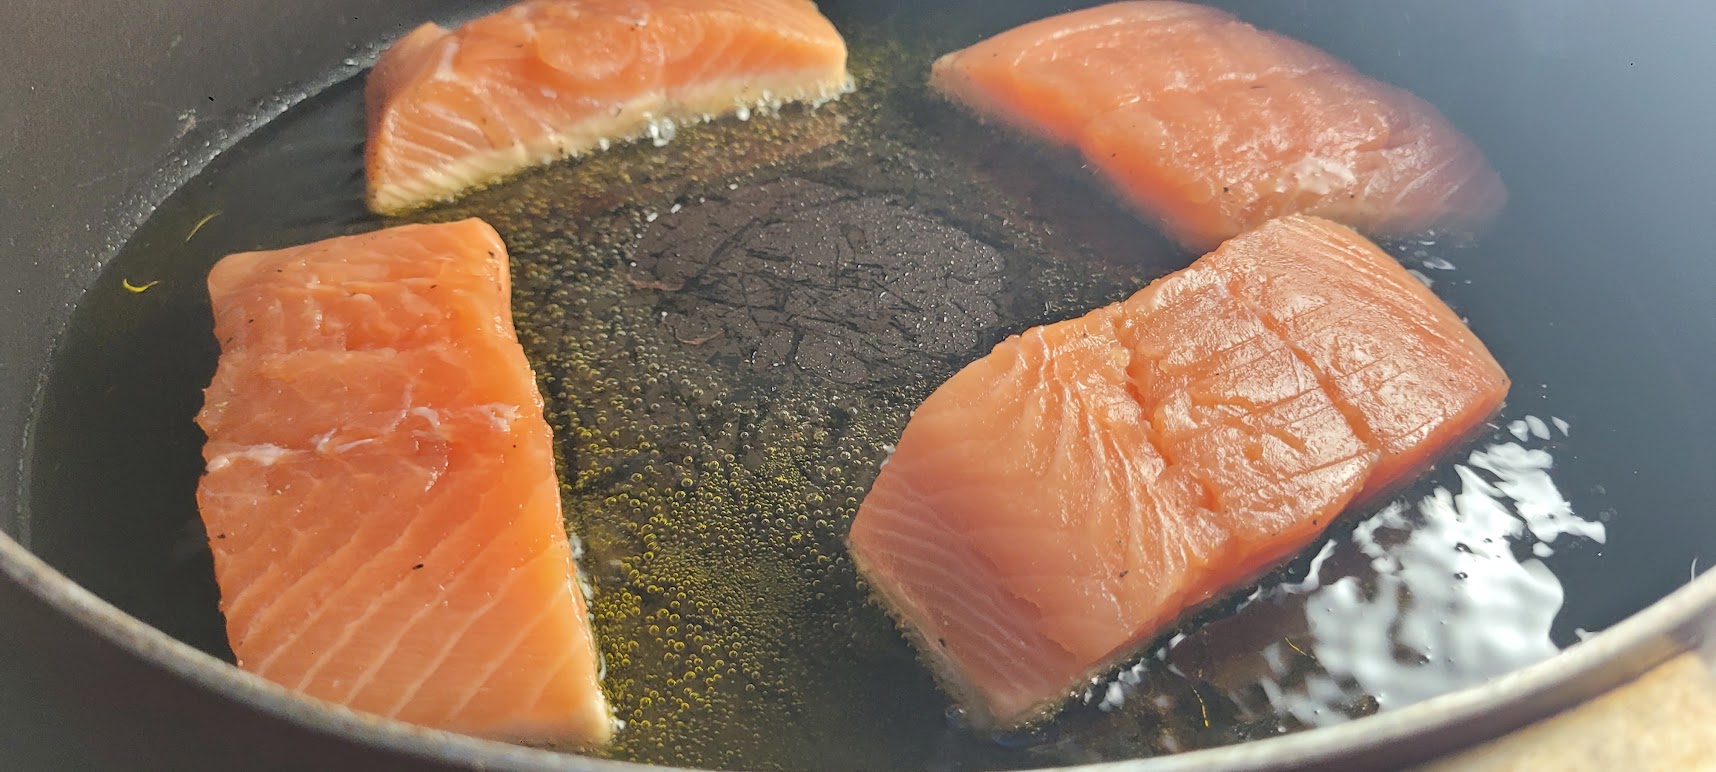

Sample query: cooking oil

[57,32,1610,772]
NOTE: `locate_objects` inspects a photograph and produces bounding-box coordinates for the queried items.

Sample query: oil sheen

[87,35,1609,772]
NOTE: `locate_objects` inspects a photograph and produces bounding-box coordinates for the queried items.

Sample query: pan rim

[1,527,1711,771]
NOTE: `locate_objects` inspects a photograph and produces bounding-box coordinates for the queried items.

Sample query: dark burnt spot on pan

[627,178,1004,388]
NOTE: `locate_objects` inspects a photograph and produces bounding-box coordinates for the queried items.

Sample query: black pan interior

[8,1,1716,770]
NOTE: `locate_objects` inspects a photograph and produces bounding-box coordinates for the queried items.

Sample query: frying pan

[3,0,1715,769]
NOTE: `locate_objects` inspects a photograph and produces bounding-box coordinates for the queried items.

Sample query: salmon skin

[929,1,1507,251]
[365,0,852,214]
[195,220,614,745]
[847,215,1509,729]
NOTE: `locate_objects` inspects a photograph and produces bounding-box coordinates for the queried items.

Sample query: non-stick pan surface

[4,1,1716,770]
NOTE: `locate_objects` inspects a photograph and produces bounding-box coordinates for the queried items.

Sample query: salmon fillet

[929,1,1507,251]
[847,215,1509,728]
[195,220,613,745]
[365,0,851,214]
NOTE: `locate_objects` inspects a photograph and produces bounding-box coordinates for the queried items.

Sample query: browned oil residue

[395,40,1146,771]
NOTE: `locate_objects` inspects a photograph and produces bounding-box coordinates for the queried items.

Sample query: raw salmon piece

[195,219,613,745]
[365,0,851,214]
[1199,215,1512,496]
[847,215,1508,728]
[205,223,514,353]
[929,1,1507,250]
